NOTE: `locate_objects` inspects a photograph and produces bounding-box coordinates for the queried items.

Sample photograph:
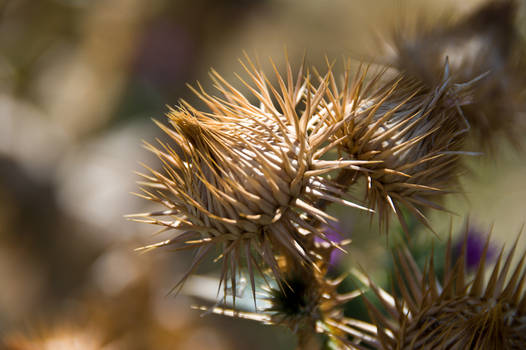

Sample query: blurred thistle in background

[348,228,526,349]
[1,0,526,349]
[381,0,526,152]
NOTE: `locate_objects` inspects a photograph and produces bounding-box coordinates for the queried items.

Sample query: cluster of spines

[130,1,526,347]
[195,244,362,349]
[346,227,526,349]
[317,61,471,235]
[130,54,482,349]
[385,0,526,152]
[129,54,382,306]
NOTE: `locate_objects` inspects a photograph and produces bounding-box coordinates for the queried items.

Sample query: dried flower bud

[129,55,373,301]
[319,61,470,234]
[349,227,526,349]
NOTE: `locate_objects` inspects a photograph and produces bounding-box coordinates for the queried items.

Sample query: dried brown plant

[127,2,526,349]
[316,60,472,234]
[196,243,361,350]
[128,55,374,303]
[348,228,526,349]
[385,0,526,151]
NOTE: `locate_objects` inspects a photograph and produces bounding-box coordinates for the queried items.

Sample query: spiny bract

[196,243,363,350]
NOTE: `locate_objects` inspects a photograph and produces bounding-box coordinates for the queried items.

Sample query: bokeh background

[0,0,525,349]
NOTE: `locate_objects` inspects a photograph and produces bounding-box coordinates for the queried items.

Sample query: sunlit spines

[195,241,364,350]
[317,60,470,235]
[129,55,376,304]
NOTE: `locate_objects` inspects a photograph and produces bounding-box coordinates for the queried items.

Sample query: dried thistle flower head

[129,55,373,302]
[318,61,470,234]
[384,0,526,151]
[349,227,526,349]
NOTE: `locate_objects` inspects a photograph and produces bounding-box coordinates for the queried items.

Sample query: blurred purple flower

[454,226,496,272]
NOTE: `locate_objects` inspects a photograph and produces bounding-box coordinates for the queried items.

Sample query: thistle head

[129,54,373,303]
[319,61,470,235]
[384,0,526,152]
[349,226,526,349]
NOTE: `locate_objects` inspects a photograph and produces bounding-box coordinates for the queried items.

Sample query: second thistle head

[348,227,526,349]
[318,60,470,235]
[384,0,526,152]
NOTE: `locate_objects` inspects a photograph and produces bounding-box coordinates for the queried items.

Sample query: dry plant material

[386,0,526,151]
[316,61,471,235]
[127,2,526,348]
[196,243,362,350]
[129,55,374,303]
[349,229,526,349]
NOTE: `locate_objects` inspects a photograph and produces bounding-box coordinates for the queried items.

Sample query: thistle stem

[296,327,321,350]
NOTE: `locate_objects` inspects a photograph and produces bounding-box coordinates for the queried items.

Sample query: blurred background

[0,0,525,349]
